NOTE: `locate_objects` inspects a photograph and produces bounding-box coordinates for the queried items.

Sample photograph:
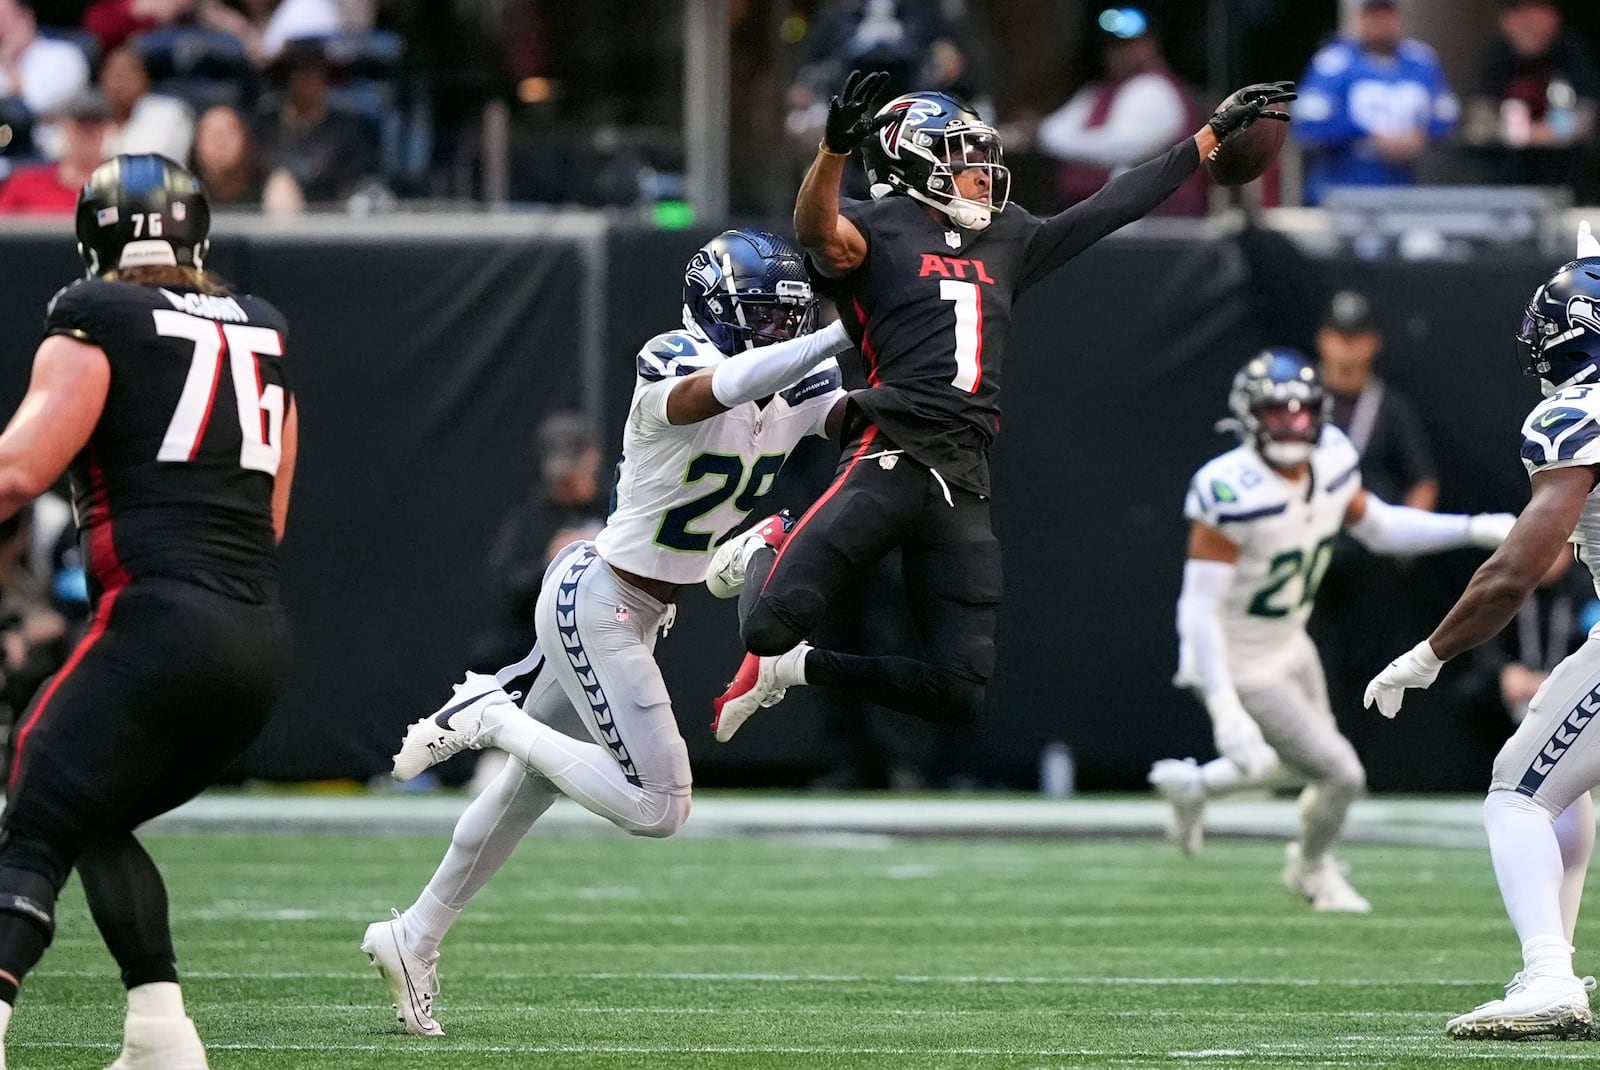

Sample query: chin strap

[905,188,991,231]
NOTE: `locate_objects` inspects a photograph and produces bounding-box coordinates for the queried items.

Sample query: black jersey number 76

[153,309,285,475]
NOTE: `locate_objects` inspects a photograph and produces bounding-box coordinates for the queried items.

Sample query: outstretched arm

[1427,466,1593,660]
[664,321,853,425]
[1343,488,1512,555]
[795,149,867,278]
[795,69,891,278]
[1018,82,1294,289]
[1365,465,1594,717]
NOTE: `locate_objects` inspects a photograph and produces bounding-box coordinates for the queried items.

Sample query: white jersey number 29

[152,309,285,475]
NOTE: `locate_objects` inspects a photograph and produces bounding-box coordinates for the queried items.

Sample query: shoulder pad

[1522,388,1600,468]
[779,360,843,407]
[636,331,719,383]
[1186,448,1287,527]
[1316,426,1362,492]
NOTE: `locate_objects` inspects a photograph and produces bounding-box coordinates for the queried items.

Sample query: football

[1206,105,1288,187]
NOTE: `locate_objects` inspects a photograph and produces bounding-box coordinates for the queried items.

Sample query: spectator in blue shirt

[1294,0,1458,205]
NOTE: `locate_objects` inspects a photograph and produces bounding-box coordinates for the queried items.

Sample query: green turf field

[10,817,1596,1068]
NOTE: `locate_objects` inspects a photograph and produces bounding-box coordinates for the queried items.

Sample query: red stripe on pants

[761,424,880,593]
[9,589,122,790]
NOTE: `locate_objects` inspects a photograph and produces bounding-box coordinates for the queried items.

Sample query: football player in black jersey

[708,72,1294,741]
[0,155,295,1069]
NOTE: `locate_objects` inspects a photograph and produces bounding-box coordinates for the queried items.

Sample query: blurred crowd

[0,0,1595,217]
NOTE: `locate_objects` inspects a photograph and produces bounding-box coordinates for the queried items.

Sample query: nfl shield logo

[172,201,187,221]
[944,230,961,249]
[95,207,118,226]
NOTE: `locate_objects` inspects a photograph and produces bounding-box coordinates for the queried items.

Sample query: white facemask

[1261,439,1314,467]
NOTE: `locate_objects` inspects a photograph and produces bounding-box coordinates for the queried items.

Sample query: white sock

[484,704,684,836]
[1198,756,1248,794]
[126,981,185,1018]
[1484,789,1570,974]
[779,646,810,687]
[401,759,555,959]
[1554,793,1595,947]
[1298,778,1360,867]
[0,999,13,1040]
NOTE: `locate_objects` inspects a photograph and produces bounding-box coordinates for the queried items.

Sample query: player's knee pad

[742,601,805,658]
[0,866,58,942]
[623,791,690,840]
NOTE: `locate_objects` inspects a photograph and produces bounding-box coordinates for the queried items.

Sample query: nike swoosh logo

[1541,412,1564,428]
[434,688,496,728]
[662,338,687,353]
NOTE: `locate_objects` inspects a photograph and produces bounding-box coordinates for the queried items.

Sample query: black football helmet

[75,154,211,277]
[860,91,1011,231]
[682,229,818,354]
[1227,348,1328,467]
[1518,257,1600,395]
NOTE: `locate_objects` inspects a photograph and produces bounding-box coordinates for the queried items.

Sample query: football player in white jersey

[358,229,852,1036]
[1149,349,1512,911]
[1367,223,1600,1039]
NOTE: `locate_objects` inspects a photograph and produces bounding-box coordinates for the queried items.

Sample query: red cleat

[711,653,784,742]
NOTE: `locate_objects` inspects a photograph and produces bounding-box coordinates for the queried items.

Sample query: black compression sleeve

[1017,138,1201,292]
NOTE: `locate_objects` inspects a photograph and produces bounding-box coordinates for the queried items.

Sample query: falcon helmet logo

[880,98,944,158]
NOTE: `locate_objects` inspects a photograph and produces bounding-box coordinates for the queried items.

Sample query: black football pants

[741,425,1001,725]
[0,579,289,999]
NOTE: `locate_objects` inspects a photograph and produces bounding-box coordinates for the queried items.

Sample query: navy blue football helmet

[861,91,1011,231]
[683,229,817,354]
[1518,257,1600,393]
[75,154,211,277]
[1227,348,1327,467]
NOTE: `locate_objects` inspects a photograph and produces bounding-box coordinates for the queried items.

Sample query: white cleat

[705,511,795,599]
[105,1013,210,1069]
[1281,842,1371,913]
[392,672,514,782]
[1446,972,1595,1040]
[361,910,444,1037]
[1147,758,1206,855]
[711,645,808,743]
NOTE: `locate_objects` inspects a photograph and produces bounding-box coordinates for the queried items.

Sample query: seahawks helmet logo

[1568,295,1600,334]
[684,250,721,296]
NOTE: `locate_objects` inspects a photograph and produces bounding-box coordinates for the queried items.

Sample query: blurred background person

[1294,0,1457,206]
[1463,0,1598,198]
[1035,7,1205,216]
[100,43,194,162]
[1316,290,1437,510]
[191,102,268,206]
[0,87,109,213]
[467,410,605,677]
[256,37,378,206]
[0,506,68,786]
[82,0,194,53]
[784,0,983,196]
[0,0,89,117]
[1309,289,1441,765]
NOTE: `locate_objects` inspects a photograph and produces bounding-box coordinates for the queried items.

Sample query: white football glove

[1363,640,1444,719]
[1466,512,1516,549]
[1206,692,1277,779]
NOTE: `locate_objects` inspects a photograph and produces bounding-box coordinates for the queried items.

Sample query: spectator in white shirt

[1036,6,1206,215]
[0,0,89,117]
[100,45,193,163]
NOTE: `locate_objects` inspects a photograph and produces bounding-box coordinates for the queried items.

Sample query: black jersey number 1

[940,280,982,393]
[152,309,285,475]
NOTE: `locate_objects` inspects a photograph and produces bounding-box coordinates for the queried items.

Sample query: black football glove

[1207,81,1297,143]
[823,69,895,154]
